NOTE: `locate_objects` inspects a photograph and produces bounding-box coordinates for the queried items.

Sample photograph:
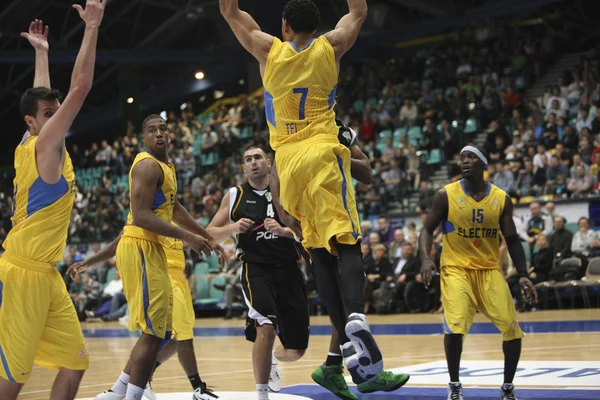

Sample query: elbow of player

[71,77,93,97]
[363,170,374,185]
[353,4,368,19]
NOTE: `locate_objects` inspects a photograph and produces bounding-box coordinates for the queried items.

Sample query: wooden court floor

[18,310,600,399]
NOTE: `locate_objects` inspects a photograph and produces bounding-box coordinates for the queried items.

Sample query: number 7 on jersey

[293,88,308,120]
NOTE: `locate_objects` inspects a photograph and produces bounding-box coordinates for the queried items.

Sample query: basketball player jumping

[220,0,408,392]
[419,146,538,400]
[208,145,309,400]
[0,3,105,398]
[68,227,219,400]
[91,114,225,400]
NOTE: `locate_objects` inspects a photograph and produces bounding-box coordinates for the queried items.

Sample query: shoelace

[449,386,462,400]
[201,383,219,399]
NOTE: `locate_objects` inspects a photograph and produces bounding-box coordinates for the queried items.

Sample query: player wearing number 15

[419,146,538,400]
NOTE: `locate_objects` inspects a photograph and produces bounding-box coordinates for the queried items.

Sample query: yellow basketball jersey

[161,233,185,270]
[263,36,339,150]
[123,152,177,244]
[441,180,506,270]
[3,134,75,265]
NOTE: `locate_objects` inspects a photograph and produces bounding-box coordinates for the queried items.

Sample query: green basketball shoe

[311,363,358,400]
[357,370,410,394]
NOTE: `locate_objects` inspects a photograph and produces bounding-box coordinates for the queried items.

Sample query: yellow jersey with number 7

[263,36,339,150]
[441,180,507,270]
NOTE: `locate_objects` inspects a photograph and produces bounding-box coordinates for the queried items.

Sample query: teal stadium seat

[366,98,378,109]
[379,130,392,140]
[427,148,441,165]
[465,118,478,134]
[207,253,221,273]
[353,100,364,113]
[194,262,209,275]
[209,276,226,299]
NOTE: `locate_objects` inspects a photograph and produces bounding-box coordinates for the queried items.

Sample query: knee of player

[257,323,277,339]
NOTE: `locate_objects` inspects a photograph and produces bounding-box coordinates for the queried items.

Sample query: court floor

[19,310,600,400]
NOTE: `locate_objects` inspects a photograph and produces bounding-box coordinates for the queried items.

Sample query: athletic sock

[188,373,203,391]
[502,382,515,391]
[125,383,144,400]
[257,384,269,400]
[325,352,343,366]
[111,371,130,395]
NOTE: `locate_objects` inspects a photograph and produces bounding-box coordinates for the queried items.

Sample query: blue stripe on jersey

[288,38,315,53]
[160,331,172,349]
[336,155,358,239]
[442,219,455,234]
[0,344,15,383]
[20,135,31,145]
[152,189,167,211]
[444,316,454,334]
[26,176,69,218]
[328,85,338,109]
[264,89,276,127]
[140,249,158,337]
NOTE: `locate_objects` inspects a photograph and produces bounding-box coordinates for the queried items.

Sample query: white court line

[20,342,600,396]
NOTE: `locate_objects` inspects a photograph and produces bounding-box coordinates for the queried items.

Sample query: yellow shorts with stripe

[276,135,362,254]
[116,236,172,339]
[169,268,195,341]
[441,265,524,341]
[0,252,88,384]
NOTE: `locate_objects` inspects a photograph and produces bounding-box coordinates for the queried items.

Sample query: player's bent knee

[256,323,277,339]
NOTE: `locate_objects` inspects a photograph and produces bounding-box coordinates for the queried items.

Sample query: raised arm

[172,199,227,267]
[22,20,50,88]
[207,189,253,244]
[36,0,105,182]
[418,188,448,287]
[500,194,538,304]
[219,0,274,67]
[323,0,368,64]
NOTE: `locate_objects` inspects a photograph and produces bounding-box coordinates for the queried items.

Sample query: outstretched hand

[21,19,49,52]
[67,261,88,280]
[73,0,106,28]
[519,277,538,305]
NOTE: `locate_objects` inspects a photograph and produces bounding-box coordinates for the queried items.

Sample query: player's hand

[233,218,254,234]
[264,218,285,236]
[185,233,213,259]
[21,20,49,52]
[519,277,538,305]
[420,259,436,288]
[67,261,88,280]
[279,213,303,241]
[211,241,228,269]
[73,0,106,28]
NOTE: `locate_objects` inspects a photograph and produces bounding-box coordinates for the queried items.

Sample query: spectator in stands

[546,156,569,192]
[386,242,421,312]
[382,159,404,207]
[571,217,600,258]
[80,271,102,313]
[520,202,553,254]
[399,99,418,126]
[360,221,373,242]
[365,244,392,313]
[509,233,552,310]
[368,232,381,246]
[388,229,407,262]
[549,216,573,259]
[545,202,556,219]
[493,161,515,193]
[85,269,124,320]
[568,165,593,197]
[417,181,435,212]
[377,217,394,245]
[546,86,569,115]
[576,107,594,133]
[533,144,552,169]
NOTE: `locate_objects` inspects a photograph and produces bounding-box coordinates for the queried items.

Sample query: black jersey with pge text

[230,182,299,264]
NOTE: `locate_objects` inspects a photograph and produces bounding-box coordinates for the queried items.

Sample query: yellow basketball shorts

[441,265,524,341]
[276,136,362,254]
[0,255,88,384]
[116,236,172,339]
[169,268,194,341]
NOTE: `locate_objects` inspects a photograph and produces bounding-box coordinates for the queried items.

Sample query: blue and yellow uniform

[263,36,361,254]
[162,235,194,341]
[441,180,523,341]
[0,134,88,384]
[117,152,177,339]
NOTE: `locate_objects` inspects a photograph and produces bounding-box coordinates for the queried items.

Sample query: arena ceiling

[0,0,595,161]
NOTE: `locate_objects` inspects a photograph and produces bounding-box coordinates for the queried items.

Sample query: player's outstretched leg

[501,339,522,400]
[311,328,358,400]
[177,340,219,399]
[445,334,464,400]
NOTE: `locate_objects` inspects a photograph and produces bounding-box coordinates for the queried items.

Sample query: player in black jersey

[207,145,309,399]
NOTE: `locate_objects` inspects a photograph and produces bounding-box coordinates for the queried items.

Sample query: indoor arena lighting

[195,71,205,80]
[126,97,134,104]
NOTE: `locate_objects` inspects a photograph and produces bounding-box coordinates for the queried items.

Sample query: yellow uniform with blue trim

[441,180,523,341]
[162,235,194,341]
[0,134,88,384]
[117,152,177,339]
[264,36,361,254]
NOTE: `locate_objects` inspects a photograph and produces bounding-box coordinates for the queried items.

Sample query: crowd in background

[0,20,598,318]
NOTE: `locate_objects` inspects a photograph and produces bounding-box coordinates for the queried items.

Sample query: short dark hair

[20,87,63,118]
[282,0,320,34]
[243,144,265,155]
[141,114,165,132]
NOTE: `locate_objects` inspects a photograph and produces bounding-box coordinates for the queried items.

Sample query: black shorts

[241,262,309,350]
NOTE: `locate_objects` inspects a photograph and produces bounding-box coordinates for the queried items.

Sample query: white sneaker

[94,390,125,400]
[447,382,463,400]
[193,385,219,399]
[345,313,383,381]
[268,362,281,392]
[144,382,157,400]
